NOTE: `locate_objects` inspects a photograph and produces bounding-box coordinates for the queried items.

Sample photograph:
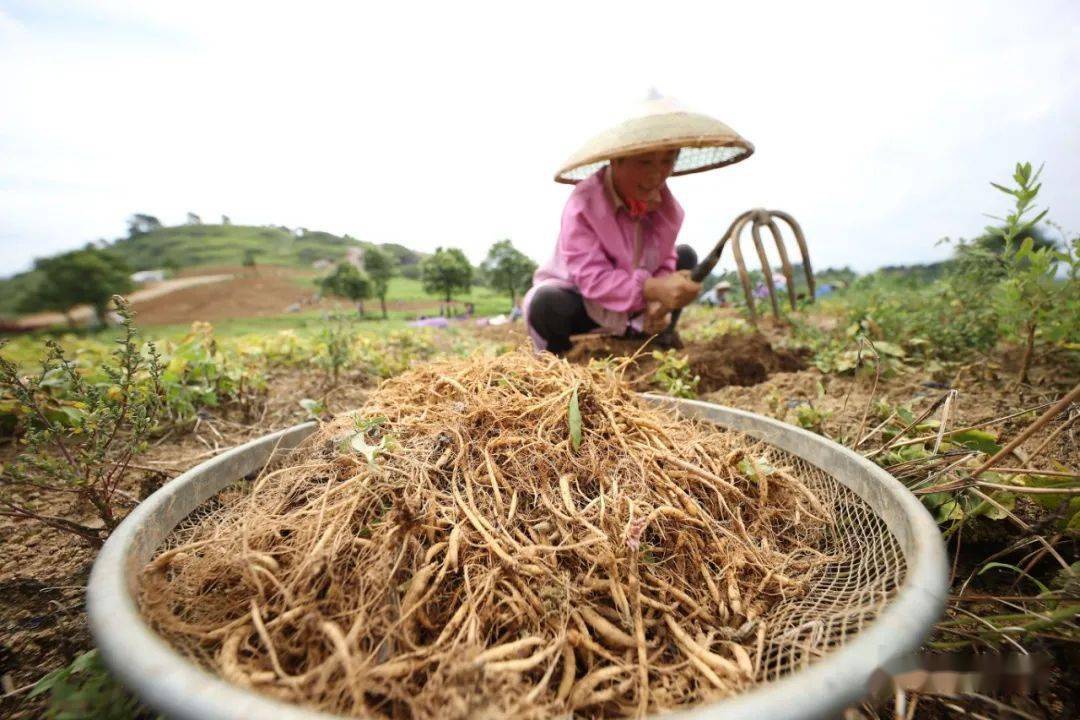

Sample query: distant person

[712,281,732,307]
[523,92,753,354]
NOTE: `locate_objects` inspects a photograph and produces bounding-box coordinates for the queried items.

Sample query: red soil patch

[129,267,317,326]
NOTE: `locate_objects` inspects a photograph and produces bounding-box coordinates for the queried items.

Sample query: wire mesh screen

[749,445,907,684]
[561,145,751,182]
[154,427,908,693]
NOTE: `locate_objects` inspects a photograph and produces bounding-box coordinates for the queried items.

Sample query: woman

[524,94,754,354]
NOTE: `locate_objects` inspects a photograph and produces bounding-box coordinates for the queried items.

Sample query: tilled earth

[1,320,1077,719]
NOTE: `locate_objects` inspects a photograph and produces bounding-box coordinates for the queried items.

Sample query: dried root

[140,349,835,718]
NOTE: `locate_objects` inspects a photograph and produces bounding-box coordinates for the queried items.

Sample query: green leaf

[920,492,952,510]
[349,433,384,464]
[70,649,99,673]
[981,491,1015,520]
[28,667,66,698]
[979,561,1050,594]
[934,498,963,523]
[872,340,906,358]
[896,406,915,426]
[1006,473,1074,513]
[298,398,325,419]
[946,429,1001,455]
[1066,501,1080,531]
[568,386,582,452]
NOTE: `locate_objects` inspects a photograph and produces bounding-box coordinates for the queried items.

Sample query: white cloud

[1,0,1078,276]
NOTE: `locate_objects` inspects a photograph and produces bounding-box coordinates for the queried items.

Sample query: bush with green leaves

[650,350,699,398]
[0,298,164,546]
[319,262,373,315]
[158,322,267,422]
[315,314,358,385]
[809,162,1076,371]
[948,162,1077,383]
[19,246,135,326]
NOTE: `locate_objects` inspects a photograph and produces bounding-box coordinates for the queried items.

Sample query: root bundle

[141,349,836,718]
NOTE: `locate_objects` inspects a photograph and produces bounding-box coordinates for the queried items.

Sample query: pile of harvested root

[141,349,837,719]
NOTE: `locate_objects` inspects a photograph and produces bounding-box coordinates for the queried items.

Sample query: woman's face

[611,149,679,207]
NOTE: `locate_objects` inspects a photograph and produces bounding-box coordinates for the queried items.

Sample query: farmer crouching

[524,93,754,355]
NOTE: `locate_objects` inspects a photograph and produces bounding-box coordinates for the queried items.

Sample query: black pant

[529,245,698,354]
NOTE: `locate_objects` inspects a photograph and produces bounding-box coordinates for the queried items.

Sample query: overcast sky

[2,0,1078,278]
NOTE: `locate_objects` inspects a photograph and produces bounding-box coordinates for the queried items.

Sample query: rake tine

[770,210,815,302]
[763,216,798,311]
[730,215,758,325]
[749,213,782,320]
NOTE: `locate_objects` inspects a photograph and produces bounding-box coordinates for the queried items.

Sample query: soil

[565,331,808,392]
[1,318,1076,718]
[0,365,376,718]
[14,264,496,330]
[126,266,322,326]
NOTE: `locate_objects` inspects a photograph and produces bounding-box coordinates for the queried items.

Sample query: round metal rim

[87,398,948,720]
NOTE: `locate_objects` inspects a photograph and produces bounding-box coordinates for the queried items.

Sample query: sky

[1,0,1078,278]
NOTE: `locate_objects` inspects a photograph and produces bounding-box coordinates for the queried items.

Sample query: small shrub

[0,298,164,545]
[650,350,699,398]
[315,314,358,385]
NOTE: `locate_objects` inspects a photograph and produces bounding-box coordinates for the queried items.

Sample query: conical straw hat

[554,92,754,184]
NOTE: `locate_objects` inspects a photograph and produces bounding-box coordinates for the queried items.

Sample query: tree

[186,212,202,225]
[126,214,161,237]
[319,262,373,315]
[242,248,262,274]
[481,239,537,310]
[421,247,472,314]
[363,246,395,319]
[162,256,181,277]
[221,214,231,225]
[20,248,134,326]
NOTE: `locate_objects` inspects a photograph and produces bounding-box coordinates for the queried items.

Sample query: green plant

[30,650,152,720]
[320,261,373,315]
[363,246,396,318]
[0,298,164,546]
[979,162,1059,384]
[298,397,327,420]
[650,350,699,398]
[481,239,537,310]
[794,403,831,434]
[315,314,357,385]
[159,322,265,422]
[241,247,261,269]
[421,247,473,312]
[19,246,135,326]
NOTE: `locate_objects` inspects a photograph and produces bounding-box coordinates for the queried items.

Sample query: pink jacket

[523,167,684,350]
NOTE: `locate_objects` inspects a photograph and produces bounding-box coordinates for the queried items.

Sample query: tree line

[319,239,536,317]
[14,224,538,325]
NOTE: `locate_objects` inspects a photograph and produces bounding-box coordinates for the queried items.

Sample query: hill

[0,224,427,316]
[106,224,361,270]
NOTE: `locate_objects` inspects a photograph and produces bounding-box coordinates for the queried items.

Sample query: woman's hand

[643,270,702,311]
[643,302,670,335]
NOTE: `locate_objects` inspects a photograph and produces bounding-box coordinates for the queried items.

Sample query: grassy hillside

[1,224,427,317]
[105,224,361,270]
